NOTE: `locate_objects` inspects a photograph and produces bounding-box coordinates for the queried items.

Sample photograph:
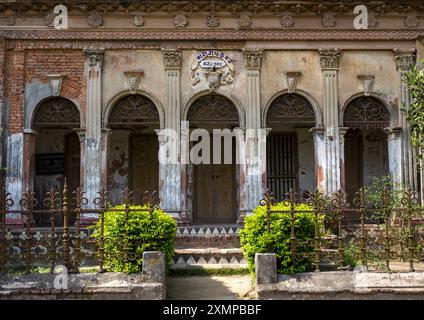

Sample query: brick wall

[5,48,86,134]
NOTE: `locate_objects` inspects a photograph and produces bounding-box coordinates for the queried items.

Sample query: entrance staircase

[171,225,247,269]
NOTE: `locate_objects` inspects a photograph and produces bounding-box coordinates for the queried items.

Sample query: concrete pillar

[243,49,265,214]
[338,127,349,192]
[319,49,341,194]
[394,49,417,189]
[311,127,326,192]
[161,49,185,224]
[0,37,5,191]
[5,47,25,226]
[82,47,105,218]
[385,127,403,186]
[255,253,277,284]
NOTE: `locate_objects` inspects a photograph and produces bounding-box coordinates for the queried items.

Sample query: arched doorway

[187,94,240,223]
[32,97,81,225]
[108,94,160,204]
[265,93,317,201]
[343,96,390,202]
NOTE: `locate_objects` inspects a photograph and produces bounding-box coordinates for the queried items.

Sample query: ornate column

[242,49,264,215]
[161,49,185,224]
[311,127,326,192]
[394,49,417,189]
[384,127,403,186]
[319,48,341,194]
[82,47,105,214]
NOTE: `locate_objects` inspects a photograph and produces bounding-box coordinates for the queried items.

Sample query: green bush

[240,202,323,274]
[91,205,177,273]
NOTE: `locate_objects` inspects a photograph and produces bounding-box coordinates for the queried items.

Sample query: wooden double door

[194,162,236,223]
[131,134,159,203]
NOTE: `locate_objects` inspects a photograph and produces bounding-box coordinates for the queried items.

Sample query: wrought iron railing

[0,179,160,274]
[259,188,424,272]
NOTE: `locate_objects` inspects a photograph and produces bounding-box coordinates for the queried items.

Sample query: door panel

[132,135,159,203]
[214,164,235,222]
[344,129,363,204]
[194,164,215,221]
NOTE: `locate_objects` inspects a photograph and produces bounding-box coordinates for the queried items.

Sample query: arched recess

[342,95,391,203]
[264,93,318,201]
[183,90,245,128]
[185,93,241,224]
[106,93,161,204]
[32,97,81,225]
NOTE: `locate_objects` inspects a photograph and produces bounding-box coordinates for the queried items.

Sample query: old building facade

[0,0,423,227]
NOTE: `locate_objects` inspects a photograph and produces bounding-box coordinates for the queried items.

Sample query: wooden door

[344,129,363,204]
[214,164,235,222]
[131,134,159,203]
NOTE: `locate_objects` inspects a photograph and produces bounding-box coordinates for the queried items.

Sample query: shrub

[91,205,177,273]
[240,202,324,274]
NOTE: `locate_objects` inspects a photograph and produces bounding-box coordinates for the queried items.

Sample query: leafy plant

[403,59,424,164]
[240,202,324,274]
[91,205,176,273]
[363,175,404,209]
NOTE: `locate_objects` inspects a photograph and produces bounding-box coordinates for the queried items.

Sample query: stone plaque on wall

[36,153,65,175]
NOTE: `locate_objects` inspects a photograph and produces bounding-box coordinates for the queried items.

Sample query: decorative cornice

[83,47,105,68]
[162,48,182,69]
[1,30,424,42]
[319,48,341,70]
[394,48,416,71]
[243,49,263,70]
[2,1,424,16]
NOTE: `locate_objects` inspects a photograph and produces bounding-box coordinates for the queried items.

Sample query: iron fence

[0,179,160,274]
[260,188,424,272]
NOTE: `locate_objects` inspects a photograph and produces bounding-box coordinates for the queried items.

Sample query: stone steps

[175,225,241,249]
[171,248,247,269]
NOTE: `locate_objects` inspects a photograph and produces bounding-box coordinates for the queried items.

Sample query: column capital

[319,48,341,70]
[83,47,105,68]
[339,126,349,137]
[393,48,416,71]
[242,49,263,70]
[310,126,325,136]
[74,128,86,142]
[162,48,182,70]
[384,126,402,139]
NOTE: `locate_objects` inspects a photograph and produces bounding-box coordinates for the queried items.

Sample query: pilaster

[319,48,341,194]
[394,48,417,189]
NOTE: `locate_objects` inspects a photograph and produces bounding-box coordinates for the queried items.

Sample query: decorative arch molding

[29,96,81,131]
[340,93,391,128]
[103,90,165,129]
[182,90,245,128]
[263,89,322,128]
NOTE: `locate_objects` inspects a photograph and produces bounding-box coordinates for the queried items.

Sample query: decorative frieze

[319,48,341,70]
[162,49,182,69]
[357,75,375,96]
[321,14,336,28]
[404,16,419,29]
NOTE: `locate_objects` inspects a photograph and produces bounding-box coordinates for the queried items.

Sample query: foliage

[362,175,404,209]
[91,205,176,273]
[343,244,360,270]
[240,202,324,274]
[403,59,424,164]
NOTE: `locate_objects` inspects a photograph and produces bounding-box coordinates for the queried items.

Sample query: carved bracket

[357,75,375,96]
[285,72,301,93]
[47,74,65,96]
[124,69,144,94]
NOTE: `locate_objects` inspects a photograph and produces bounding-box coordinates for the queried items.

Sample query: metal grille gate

[266,133,298,202]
